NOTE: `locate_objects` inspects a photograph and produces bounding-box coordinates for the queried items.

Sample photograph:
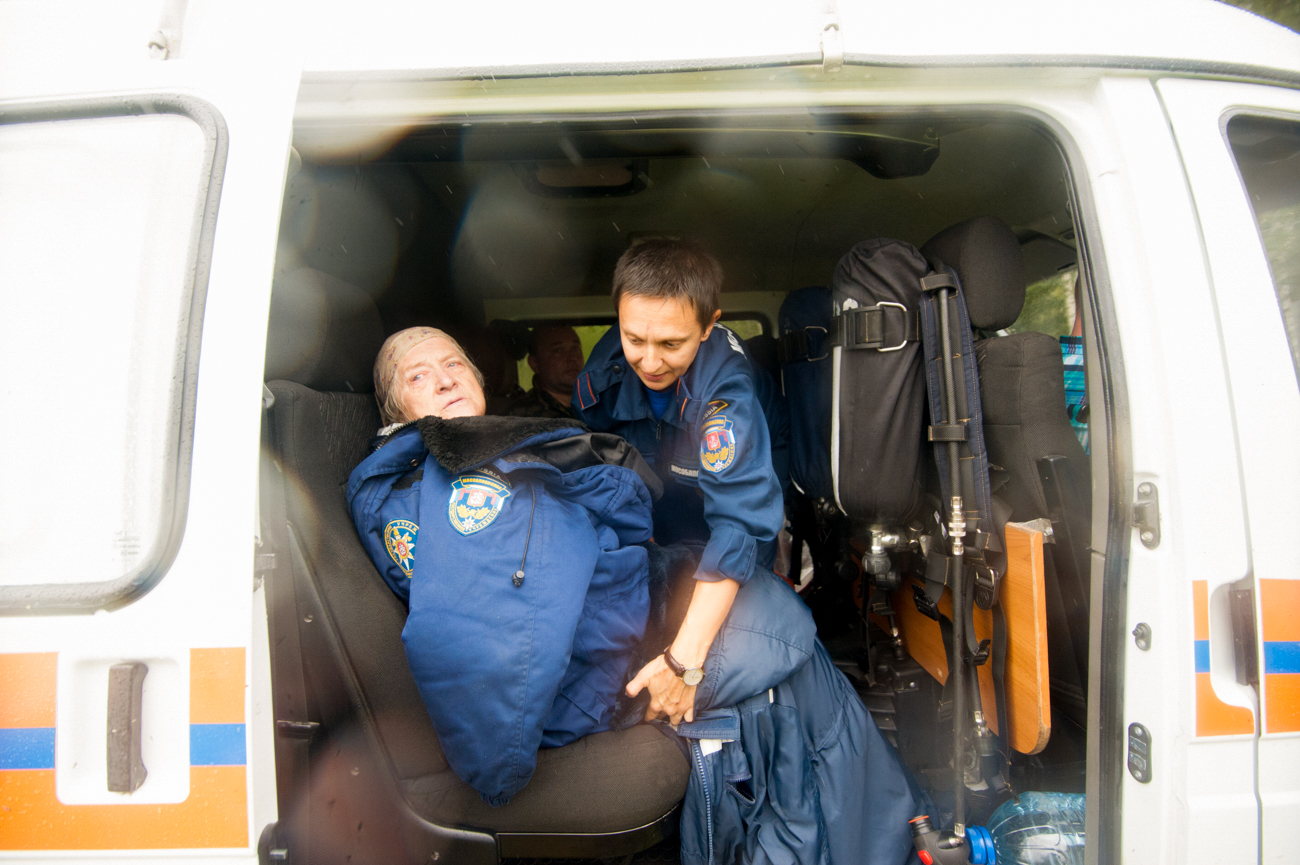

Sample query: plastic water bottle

[986,791,1087,865]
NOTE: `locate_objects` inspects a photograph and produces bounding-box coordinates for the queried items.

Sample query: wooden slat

[891,522,1051,754]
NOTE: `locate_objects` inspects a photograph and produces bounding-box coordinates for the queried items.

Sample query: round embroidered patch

[700,414,737,473]
[384,520,419,576]
[447,471,513,535]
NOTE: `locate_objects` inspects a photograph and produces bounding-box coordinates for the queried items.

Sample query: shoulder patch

[700,414,737,473]
[448,471,512,535]
[384,520,419,576]
[705,399,729,419]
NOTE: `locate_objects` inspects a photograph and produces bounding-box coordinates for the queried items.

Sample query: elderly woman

[347,327,661,806]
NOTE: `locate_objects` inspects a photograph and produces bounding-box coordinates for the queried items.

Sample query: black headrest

[920,216,1026,332]
[263,267,386,392]
[745,333,780,379]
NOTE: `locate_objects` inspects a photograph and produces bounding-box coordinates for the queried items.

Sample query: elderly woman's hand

[626,654,697,725]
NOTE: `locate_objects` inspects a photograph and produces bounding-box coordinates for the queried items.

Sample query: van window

[1006,266,1079,338]
[0,111,211,602]
[1227,114,1300,387]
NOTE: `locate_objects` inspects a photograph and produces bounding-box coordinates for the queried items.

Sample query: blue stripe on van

[189,723,246,766]
[0,727,55,769]
[1263,642,1300,675]
[1194,640,1210,673]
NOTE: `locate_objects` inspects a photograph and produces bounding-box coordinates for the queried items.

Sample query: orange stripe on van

[1192,580,1209,641]
[1264,673,1300,734]
[0,653,56,729]
[189,648,245,725]
[0,766,247,849]
[1259,579,1300,642]
[1192,581,1254,736]
[1195,672,1255,736]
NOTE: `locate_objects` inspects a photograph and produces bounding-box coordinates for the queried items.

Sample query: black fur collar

[417,415,586,475]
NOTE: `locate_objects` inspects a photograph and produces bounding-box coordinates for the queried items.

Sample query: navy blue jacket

[574,325,785,584]
[675,567,919,865]
[347,416,658,806]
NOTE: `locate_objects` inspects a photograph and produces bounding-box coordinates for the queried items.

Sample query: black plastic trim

[0,94,228,615]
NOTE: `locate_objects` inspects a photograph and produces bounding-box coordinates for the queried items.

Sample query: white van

[2,2,1298,863]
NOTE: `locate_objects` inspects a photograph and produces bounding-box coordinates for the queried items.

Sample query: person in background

[1060,275,1089,452]
[507,323,584,419]
[573,239,784,727]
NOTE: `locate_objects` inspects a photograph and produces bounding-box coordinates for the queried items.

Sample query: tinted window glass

[0,114,208,590]
[1227,115,1300,387]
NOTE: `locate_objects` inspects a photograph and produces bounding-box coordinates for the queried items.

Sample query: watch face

[682,667,704,687]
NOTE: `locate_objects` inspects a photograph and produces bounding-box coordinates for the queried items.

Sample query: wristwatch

[664,647,705,687]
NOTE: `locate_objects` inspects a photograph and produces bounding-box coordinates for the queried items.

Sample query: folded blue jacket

[347,416,660,806]
[677,567,918,865]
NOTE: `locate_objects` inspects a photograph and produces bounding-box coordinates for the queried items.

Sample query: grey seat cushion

[265,380,688,832]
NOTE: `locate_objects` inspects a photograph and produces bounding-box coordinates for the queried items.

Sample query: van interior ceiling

[264,109,1091,858]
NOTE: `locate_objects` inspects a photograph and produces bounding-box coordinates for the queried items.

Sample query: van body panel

[294,0,1300,86]
[0,0,301,858]
[1159,77,1300,865]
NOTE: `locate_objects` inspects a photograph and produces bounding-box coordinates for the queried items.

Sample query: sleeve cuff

[695,524,758,585]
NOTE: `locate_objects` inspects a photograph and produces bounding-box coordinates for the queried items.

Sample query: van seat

[261,270,687,853]
[265,381,689,834]
[922,217,1092,722]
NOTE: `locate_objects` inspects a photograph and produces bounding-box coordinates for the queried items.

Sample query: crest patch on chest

[384,520,419,576]
[700,414,737,473]
[447,471,512,535]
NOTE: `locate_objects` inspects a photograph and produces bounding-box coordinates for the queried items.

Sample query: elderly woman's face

[396,336,486,421]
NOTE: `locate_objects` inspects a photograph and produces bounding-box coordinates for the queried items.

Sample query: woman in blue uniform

[573,240,787,726]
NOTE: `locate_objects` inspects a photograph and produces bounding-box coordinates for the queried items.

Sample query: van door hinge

[820,0,843,72]
[1133,482,1160,549]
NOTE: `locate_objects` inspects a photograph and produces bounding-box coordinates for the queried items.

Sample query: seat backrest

[263,269,452,780]
[920,217,1088,523]
[264,267,386,392]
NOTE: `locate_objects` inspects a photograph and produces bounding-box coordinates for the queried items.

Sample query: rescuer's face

[617,295,720,392]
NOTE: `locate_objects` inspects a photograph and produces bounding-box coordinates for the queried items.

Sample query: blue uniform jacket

[676,567,919,865]
[347,416,659,806]
[574,325,785,584]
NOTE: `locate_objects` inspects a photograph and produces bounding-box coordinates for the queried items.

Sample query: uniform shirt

[573,324,784,585]
[505,385,577,419]
[1059,335,1089,453]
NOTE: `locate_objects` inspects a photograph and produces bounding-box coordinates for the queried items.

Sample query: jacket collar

[417,415,586,475]
[582,355,702,431]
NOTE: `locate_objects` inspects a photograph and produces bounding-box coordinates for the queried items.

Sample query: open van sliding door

[1158,79,1300,864]
[0,1,299,860]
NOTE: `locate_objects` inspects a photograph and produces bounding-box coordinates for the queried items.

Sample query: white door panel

[0,0,299,858]
[1159,77,1300,865]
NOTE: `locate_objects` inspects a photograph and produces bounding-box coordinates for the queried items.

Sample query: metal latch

[1127,722,1153,783]
[1133,482,1160,549]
